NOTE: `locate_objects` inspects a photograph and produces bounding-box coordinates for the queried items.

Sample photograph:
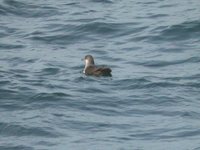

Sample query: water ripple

[0,146,33,150]
[1,0,200,149]
[1,0,59,17]
[135,56,200,67]
[0,122,61,137]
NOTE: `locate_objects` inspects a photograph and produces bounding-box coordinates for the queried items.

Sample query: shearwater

[83,55,112,77]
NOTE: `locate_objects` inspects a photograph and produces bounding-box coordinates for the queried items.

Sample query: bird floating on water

[83,55,112,77]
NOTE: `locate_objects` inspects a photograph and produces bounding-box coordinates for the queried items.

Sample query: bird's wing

[85,66,112,76]
[94,67,112,76]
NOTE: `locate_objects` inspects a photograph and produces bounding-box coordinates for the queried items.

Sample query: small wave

[0,25,18,38]
[159,20,200,41]
[135,56,200,67]
[141,20,200,43]
[149,13,168,19]
[0,122,61,137]
[27,92,73,109]
[114,78,151,85]
[136,1,158,5]
[29,21,139,44]
[127,126,200,140]
[78,87,109,94]
[0,0,59,18]
[164,74,200,81]
[159,3,178,8]
[78,22,117,34]
[31,92,71,101]
[90,0,113,4]
[64,2,80,6]
[36,67,60,76]
[30,33,88,45]
[9,68,30,74]
[0,145,33,150]
[125,81,178,90]
[112,75,200,92]
[0,6,6,15]
[0,80,10,86]
[0,43,25,49]
[5,57,37,68]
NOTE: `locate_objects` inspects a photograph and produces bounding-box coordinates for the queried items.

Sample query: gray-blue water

[1,0,200,149]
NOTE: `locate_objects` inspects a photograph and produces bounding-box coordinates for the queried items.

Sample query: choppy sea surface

[1,0,200,149]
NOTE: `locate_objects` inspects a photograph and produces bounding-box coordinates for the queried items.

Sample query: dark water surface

[1,0,200,149]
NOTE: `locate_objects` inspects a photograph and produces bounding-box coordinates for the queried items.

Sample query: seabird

[83,55,112,76]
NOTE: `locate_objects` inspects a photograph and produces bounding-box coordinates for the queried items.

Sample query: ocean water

[0,0,200,149]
